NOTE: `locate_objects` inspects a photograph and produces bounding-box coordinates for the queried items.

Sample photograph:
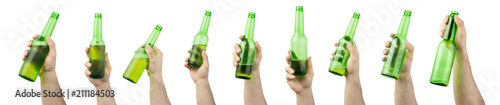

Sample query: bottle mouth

[353,12,360,19]
[51,12,60,19]
[248,12,255,18]
[205,10,212,16]
[95,13,102,18]
[155,24,163,31]
[404,10,412,16]
[451,11,459,16]
[296,6,303,12]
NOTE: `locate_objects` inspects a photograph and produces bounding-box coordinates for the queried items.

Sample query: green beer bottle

[235,12,256,79]
[290,6,308,76]
[89,13,105,79]
[429,11,459,86]
[19,12,59,82]
[188,10,211,67]
[381,10,411,79]
[329,12,360,76]
[123,25,162,84]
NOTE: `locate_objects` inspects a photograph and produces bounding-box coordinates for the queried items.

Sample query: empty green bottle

[381,10,411,79]
[19,12,59,82]
[89,13,105,79]
[290,6,308,76]
[188,10,211,67]
[329,12,360,76]
[429,11,459,86]
[235,12,256,79]
[123,25,162,84]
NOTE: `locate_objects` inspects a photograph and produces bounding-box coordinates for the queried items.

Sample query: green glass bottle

[19,12,59,82]
[89,13,105,79]
[235,12,256,79]
[123,25,162,84]
[429,11,459,86]
[381,10,411,79]
[329,12,360,76]
[188,10,211,67]
[290,6,308,76]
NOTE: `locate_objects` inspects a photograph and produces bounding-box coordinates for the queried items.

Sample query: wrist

[95,83,111,90]
[345,72,360,80]
[296,88,313,97]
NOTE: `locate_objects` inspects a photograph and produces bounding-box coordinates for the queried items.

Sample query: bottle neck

[444,12,458,41]
[397,12,411,39]
[199,13,211,33]
[93,14,102,40]
[294,9,304,35]
[145,25,162,47]
[345,13,360,38]
[40,12,59,39]
[244,13,255,40]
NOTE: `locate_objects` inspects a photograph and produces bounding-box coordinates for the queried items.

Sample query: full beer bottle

[19,12,59,82]
[188,10,211,67]
[123,25,162,83]
[89,13,105,79]
[429,11,459,86]
[235,12,256,79]
[329,12,360,76]
[381,10,411,79]
[290,6,308,76]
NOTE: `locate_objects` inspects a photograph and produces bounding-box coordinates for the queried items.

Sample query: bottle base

[430,82,448,87]
[381,73,399,79]
[19,74,36,82]
[329,68,346,76]
[123,76,138,84]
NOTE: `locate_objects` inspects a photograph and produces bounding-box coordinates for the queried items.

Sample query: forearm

[395,72,417,105]
[196,79,216,105]
[453,49,484,105]
[39,71,66,105]
[296,88,314,105]
[244,70,267,105]
[149,74,171,105]
[95,83,116,105]
[344,74,365,105]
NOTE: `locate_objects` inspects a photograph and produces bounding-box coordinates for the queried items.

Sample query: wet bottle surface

[89,13,105,79]
[188,10,211,67]
[430,11,459,86]
[19,12,59,82]
[235,12,256,79]
[381,10,411,79]
[123,25,162,84]
[290,6,308,76]
[329,12,360,76]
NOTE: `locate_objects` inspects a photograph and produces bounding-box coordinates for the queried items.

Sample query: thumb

[46,36,56,55]
[307,56,313,75]
[201,50,209,65]
[145,45,155,57]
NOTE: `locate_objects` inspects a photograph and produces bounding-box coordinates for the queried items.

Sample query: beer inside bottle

[429,11,459,86]
[329,12,360,76]
[123,25,162,84]
[19,12,59,82]
[381,10,411,79]
[188,10,211,67]
[290,6,308,76]
[235,12,256,79]
[89,13,105,79]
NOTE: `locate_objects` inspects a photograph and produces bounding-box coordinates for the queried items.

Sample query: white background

[1,0,499,105]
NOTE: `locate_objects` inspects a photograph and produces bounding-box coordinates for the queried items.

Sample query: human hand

[232,35,262,71]
[440,15,466,50]
[285,51,313,94]
[382,33,414,74]
[84,48,111,88]
[185,50,209,83]
[145,45,163,77]
[332,41,360,77]
[23,35,57,73]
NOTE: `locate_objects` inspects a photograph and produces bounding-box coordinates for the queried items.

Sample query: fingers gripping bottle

[235,12,256,79]
[188,10,211,67]
[381,10,411,79]
[429,11,459,86]
[290,6,308,76]
[19,12,59,82]
[329,12,360,76]
[123,25,162,84]
[89,13,105,79]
